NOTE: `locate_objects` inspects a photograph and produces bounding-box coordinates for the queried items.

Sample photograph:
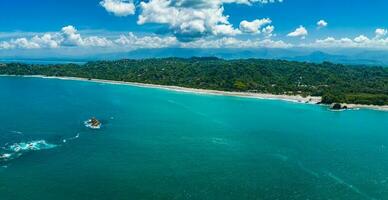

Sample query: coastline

[2,74,388,111]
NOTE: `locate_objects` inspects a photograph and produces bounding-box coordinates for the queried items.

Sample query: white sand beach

[3,75,388,111]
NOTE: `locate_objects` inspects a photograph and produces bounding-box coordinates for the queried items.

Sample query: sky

[1,0,388,58]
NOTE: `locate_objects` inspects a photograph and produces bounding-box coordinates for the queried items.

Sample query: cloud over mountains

[100,0,282,41]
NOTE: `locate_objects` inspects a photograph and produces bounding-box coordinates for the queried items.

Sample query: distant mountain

[1,48,388,66]
[91,48,305,60]
[287,51,388,66]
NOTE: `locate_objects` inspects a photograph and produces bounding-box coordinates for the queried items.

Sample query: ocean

[0,76,388,200]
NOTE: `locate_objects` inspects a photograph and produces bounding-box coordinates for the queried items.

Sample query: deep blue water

[0,76,388,200]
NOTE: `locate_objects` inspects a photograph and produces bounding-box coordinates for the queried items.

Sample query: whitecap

[0,153,12,159]
[1,140,58,164]
[8,140,57,152]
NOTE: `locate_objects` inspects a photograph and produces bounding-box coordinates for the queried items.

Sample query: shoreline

[2,75,388,111]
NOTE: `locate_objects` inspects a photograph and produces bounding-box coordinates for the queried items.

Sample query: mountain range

[1,48,388,66]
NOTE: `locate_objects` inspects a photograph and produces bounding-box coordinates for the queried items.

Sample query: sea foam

[8,140,57,152]
[1,140,58,163]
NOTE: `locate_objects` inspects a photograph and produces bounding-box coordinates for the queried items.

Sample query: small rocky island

[85,117,102,129]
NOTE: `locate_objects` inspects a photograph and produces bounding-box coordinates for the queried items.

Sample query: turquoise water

[0,76,388,200]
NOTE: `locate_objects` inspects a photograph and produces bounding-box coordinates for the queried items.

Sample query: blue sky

[1,0,388,57]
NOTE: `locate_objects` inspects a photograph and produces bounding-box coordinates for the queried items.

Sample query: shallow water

[0,76,388,200]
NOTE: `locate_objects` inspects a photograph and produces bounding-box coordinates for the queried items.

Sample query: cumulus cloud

[137,0,236,41]
[61,26,84,46]
[262,25,275,38]
[30,34,60,48]
[60,26,113,47]
[113,31,291,50]
[0,26,113,50]
[375,28,387,38]
[302,34,388,49]
[84,36,113,47]
[239,18,272,34]
[136,0,282,41]
[0,34,60,49]
[115,32,178,49]
[6,38,40,49]
[0,25,292,51]
[0,26,179,50]
[287,26,308,39]
[181,36,291,49]
[100,0,136,17]
[317,20,328,29]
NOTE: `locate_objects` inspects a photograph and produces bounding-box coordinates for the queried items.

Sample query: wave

[0,140,58,163]
[7,140,57,152]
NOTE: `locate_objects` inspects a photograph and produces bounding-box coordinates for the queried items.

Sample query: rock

[85,117,102,129]
[331,103,342,110]
[330,103,348,110]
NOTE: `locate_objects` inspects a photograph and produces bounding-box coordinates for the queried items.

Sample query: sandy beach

[3,75,388,111]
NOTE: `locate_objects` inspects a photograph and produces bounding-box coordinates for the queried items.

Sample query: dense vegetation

[0,57,387,105]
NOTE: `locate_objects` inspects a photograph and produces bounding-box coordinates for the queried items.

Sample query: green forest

[1,57,387,105]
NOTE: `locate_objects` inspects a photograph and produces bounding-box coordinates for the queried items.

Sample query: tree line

[1,57,387,105]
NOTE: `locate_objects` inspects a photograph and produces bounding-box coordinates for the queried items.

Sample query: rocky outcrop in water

[331,103,348,110]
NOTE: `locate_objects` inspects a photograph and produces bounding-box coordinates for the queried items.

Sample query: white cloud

[0,24,292,50]
[262,25,275,38]
[305,37,356,48]
[375,28,387,38]
[100,0,135,17]
[0,34,59,49]
[30,34,60,48]
[0,26,114,50]
[303,34,388,49]
[61,26,84,46]
[354,35,369,43]
[60,26,113,47]
[0,41,13,49]
[287,26,308,39]
[137,0,282,41]
[10,38,40,49]
[84,36,113,47]
[317,20,328,29]
[239,18,272,34]
[5,26,388,51]
[115,33,178,49]
[181,37,291,49]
